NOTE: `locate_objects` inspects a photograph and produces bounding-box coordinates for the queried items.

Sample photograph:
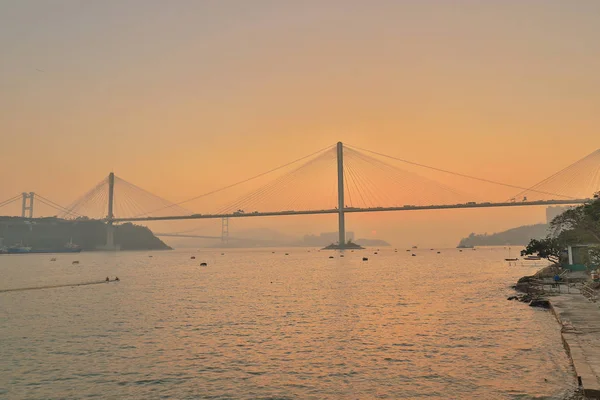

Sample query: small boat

[524,255,541,261]
[6,244,32,254]
[505,246,518,262]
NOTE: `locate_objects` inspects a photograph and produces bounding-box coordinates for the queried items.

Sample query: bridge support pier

[337,142,346,248]
[221,217,229,245]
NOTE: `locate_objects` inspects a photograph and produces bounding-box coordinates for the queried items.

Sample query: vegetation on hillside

[0,217,170,251]
[457,224,550,247]
[521,197,600,265]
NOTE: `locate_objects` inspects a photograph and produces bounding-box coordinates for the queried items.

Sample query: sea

[0,247,577,399]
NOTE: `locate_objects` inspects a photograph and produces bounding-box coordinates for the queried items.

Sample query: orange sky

[1,1,599,246]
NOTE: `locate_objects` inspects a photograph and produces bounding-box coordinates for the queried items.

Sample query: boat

[6,244,32,254]
[504,246,518,262]
[523,255,541,261]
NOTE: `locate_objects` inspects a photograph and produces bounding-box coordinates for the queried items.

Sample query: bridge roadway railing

[107,198,589,223]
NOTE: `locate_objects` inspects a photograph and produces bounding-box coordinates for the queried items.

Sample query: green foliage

[522,198,600,266]
[521,237,563,264]
[550,199,600,244]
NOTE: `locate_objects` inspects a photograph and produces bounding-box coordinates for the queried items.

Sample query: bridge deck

[110,199,588,223]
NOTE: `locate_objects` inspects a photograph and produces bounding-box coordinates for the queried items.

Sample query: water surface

[0,248,575,399]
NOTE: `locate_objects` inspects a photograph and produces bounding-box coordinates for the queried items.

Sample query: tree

[521,237,563,264]
[550,199,600,244]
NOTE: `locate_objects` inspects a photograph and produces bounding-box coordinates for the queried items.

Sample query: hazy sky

[1,1,599,246]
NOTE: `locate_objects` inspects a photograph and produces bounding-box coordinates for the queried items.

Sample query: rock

[517,275,534,284]
[529,299,551,309]
[507,296,518,301]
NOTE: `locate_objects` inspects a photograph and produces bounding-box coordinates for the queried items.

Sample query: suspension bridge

[1,143,599,249]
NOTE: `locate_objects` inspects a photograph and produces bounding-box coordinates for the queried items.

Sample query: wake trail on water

[0,280,117,293]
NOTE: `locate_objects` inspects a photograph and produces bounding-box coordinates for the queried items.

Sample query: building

[546,206,571,224]
[565,244,599,271]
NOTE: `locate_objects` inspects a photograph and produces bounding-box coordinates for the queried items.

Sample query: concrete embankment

[551,295,600,399]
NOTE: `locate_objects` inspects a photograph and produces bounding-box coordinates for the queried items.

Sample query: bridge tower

[21,192,34,218]
[221,217,229,245]
[337,142,346,248]
[105,172,116,250]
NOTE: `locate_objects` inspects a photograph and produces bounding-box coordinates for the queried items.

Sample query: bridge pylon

[102,172,119,250]
[21,192,34,218]
[337,142,346,248]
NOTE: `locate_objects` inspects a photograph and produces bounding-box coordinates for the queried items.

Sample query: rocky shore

[511,265,599,399]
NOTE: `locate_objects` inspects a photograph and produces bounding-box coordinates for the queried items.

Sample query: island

[322,240,365,250]
[0,217,171,252]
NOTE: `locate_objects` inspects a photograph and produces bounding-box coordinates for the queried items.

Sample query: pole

[337,142,346,248]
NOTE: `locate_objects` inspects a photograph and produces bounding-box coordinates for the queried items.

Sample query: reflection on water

[0,248,575,399]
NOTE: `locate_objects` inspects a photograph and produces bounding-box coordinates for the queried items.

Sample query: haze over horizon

[2,1,599,247]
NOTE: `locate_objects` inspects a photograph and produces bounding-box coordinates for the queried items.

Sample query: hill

[457,224,549,247]
[0,217,170,251]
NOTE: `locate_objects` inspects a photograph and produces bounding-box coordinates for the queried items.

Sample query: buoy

[285,253,289,255]
[221,253,225,256]
[200,262,207,266]
[72,261,79,264]
[329,256,334,259]
[406,250,410,252]
[340,254,344,257]
[374,252,378,254]
[50,258,57,261]
[149,255,153,258]
[191,256,196,259]
[362,257,368,261]
[437,251,441,254]
[459,250,463,252]
[412,254,416,256]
